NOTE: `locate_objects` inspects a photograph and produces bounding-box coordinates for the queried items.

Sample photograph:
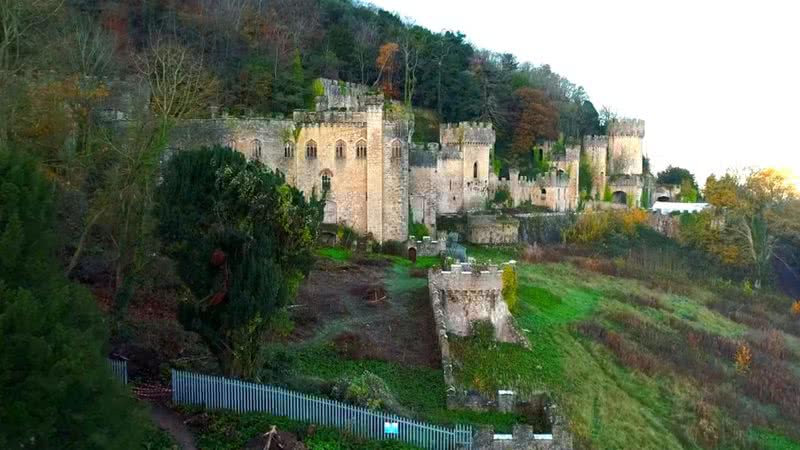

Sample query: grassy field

[451,245,800,449]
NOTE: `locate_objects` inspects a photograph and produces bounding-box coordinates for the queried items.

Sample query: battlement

[430,261,517,292]
[440,122,496,146]
[583,135,609,147]
[292,110,368,126]
[608,118,645,137]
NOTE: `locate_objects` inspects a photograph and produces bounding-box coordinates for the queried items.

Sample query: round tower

[607,119,645,176]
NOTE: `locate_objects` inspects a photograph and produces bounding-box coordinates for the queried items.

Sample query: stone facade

[467,215,520,244]
[407,233,447,257]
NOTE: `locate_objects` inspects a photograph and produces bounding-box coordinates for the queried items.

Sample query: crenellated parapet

[440,122,496,147]
[608,118,645,137]
[292,110,367,126]
[583,135,609,148]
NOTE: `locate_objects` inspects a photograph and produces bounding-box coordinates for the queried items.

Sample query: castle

[107,78,647,242]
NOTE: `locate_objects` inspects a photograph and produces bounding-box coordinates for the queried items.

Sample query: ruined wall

[408,234,447,257]
[314,78,369,112]
[490,170,572,212]
[467,215,520,244]
[428,264,527,345]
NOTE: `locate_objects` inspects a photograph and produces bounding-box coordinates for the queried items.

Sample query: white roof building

[651,201,710,214]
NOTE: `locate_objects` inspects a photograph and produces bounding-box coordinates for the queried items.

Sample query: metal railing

[171,369,472,450]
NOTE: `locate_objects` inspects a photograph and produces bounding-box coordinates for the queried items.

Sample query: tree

[0,0,65,72]
[375,42,400,98]
[135,37,219,123]
[0,148,147,449]
[657,166,697,186]
[156,147,323,378]
[400,24,426,107]
[702,169,798,288]
[509,87,559,164]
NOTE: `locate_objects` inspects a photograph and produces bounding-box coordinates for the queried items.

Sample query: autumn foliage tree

[510,87,559,165]
[375,42,400,98]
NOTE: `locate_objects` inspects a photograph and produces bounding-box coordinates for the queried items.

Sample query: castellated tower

[439,122,496,211]
[607,118,645,176]
[583,135,609,199]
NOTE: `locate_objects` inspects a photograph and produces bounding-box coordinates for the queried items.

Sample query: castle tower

[607,118,645,176]
[440,122,496,212]
[583,135,609,199]
[365,96,384,241]
[564,145,580,210]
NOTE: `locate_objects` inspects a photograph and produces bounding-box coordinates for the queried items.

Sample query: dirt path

[149,402,197,450]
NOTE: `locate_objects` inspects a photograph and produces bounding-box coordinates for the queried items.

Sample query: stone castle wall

[607,118,645,176]
[467,215,520,244]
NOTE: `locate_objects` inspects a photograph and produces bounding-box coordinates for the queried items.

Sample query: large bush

[156,146,323,378]
[0,150,148,449]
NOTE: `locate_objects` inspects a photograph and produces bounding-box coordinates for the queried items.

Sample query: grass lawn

[449,254,800,450]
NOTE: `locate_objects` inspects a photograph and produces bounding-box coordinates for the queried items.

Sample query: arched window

[251,139,262,160]
[335,140,346,159]
[473,162,478,178]
[321,171,332,192]
[541,188,547,195]
[391,140,402,159]
[284,141,295,158]
[306,140,317,159]
[356,140,367,159]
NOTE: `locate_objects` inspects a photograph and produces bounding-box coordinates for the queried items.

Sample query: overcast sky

[369,0,800,188]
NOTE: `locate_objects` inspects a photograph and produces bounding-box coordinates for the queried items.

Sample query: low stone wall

[467,215,519,244]
[515,213,576,245]
[648,212,681,239]
[473,405,573,450]
[407,234,446,257]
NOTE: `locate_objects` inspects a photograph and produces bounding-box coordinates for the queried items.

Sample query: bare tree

[135,37,218,122]
[64,16,116,76]
[434,33,453,116]
[0,0,65,72]
[353,20,377,85]
[400,22,426,107]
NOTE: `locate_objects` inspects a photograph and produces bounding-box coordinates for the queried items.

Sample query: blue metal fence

[108,358,128,385]
[171,369,473,450]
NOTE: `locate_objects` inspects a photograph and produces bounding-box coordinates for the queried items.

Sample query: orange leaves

[510,88,559,154]
[791,300,800,317]
[734,342,752,373]
[376,42,400,98]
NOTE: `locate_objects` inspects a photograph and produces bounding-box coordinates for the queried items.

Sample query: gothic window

[473,162,478,178]
[391,140,402,159]
[251,139,262,161]
[320,170,332,192]
[335,140,346,159]
[306,140,317,159]
[356,140,367,159]
[284,141,295,158]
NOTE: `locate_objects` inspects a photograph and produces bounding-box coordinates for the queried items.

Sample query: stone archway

[657,196,670,202]
[612,191,628,205]
[408,247,417,264]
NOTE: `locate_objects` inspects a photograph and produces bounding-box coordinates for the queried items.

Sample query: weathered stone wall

[428,264,527,346]
[314,78,369,112]
[608,175,644,207]
[473,406,573,450]
[382,120,410,241]
[408,234,447,257]
[467,215,519,244]
[490,170,572,212]
[648,212,681,239]
[583,135,608,199]
[607,118,644,176]
[516,213,576,245]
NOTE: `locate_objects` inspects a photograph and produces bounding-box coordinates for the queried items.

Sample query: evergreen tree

[156,147,323,378]
[0,149,147,449]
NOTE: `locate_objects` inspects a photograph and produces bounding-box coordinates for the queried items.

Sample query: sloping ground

[451,247,800,450]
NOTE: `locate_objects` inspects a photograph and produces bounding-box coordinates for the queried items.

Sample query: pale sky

[370,0,800,188]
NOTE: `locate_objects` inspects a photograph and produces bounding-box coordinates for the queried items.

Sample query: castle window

[473,162,478,179]
[306,140,317,159]
[356,140,367,159]
[541,188,547,195]
[335,140,346,159]
[391,140,402,159]
[322,174,331,192]
[284,141,295,158]
[251,139,262,161]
